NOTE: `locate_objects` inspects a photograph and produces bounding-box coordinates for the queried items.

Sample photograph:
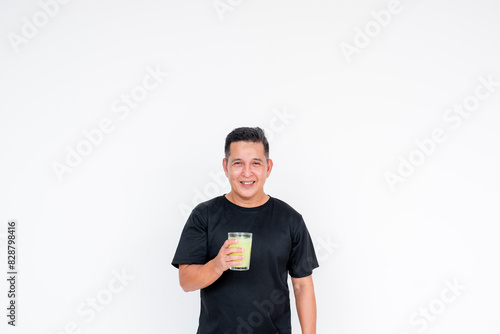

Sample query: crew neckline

[222,194,272,211]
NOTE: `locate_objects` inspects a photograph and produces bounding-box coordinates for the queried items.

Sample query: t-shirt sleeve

[171,208,209,269]
[287,216,319,278]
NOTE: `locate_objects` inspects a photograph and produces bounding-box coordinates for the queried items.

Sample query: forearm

[293,278,317,334]
[178,238,244,292]
[179,260,223,292]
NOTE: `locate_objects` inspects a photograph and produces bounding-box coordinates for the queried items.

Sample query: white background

[1,0,499,333]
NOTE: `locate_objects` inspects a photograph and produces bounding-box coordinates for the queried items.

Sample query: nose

[242,164,252,177]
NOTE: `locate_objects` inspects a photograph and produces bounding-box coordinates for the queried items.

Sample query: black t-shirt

[172,195,319,334]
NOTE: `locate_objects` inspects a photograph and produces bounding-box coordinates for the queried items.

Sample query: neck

[225,192,269,208]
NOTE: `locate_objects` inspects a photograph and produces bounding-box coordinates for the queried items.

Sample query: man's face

[223,141,273,206]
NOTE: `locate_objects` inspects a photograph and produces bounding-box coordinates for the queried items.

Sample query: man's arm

[178,239,244,292]
[291,275,317,334]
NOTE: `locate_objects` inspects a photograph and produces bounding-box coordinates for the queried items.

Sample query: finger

[228,238,239,245]
[222,239,238,249]
[227,255,245,261]
[225,247,244,255]
[226,260,242,267]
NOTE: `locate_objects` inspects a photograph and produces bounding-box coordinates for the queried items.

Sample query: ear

[266,159,273,177]
[222,157,229,177]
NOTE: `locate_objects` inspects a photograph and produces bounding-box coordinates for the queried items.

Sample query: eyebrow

[231,158,264,162]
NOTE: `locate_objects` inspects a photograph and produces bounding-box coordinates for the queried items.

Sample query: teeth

[242,182,254,185]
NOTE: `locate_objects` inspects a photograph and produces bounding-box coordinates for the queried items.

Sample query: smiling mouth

[240,181,255,185]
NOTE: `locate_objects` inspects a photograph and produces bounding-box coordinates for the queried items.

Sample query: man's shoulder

[191,195,225,214]
[270,196,302,218]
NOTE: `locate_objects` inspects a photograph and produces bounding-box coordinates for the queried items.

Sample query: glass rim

[228,232,252,237]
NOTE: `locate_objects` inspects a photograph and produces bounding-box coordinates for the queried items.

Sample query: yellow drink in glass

[228,232,253,271]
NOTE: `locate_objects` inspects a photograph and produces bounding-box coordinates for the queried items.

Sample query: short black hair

[224,127,269,160]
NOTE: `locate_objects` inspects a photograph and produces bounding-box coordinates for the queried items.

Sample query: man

[172,127,319,334]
